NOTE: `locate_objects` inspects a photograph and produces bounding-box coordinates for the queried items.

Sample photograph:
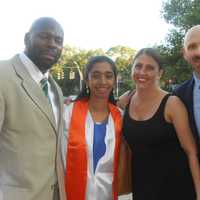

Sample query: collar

[193,72,200,89]
[19,52,49,84]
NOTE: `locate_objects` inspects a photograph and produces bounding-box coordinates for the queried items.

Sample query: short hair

[29,17,64,35]
[184,25,200,47]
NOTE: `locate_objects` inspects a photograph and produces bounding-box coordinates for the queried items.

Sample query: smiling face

[25,18,64,73]
[183,25,200,78]
[132,54,163,89]
[86,61,116,100]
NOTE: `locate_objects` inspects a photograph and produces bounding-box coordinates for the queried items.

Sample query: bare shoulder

[118,90,131,100]
[166,95,184,107]
[117,90,133,110]
[166,95,186,114]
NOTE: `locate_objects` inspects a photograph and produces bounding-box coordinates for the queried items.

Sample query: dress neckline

[127,94,170,123]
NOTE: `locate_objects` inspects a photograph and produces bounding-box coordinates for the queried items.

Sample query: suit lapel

[184,78,199,140]
[12,55,57,131]
[184,79,194,114]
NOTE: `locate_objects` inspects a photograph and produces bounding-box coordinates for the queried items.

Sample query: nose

[100,75,107,83]
[139,67,147,75]
[47,37,58,48]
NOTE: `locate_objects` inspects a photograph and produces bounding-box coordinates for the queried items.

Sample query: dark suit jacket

[173,78,200,152]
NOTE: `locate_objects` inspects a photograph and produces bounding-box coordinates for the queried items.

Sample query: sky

[0,0,171,59]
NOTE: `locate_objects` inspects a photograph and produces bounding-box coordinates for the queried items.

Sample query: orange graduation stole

[65,99,122,200]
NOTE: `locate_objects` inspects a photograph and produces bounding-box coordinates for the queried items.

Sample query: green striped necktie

[40,78,49,98]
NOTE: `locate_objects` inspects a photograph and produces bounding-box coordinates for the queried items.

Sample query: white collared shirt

[193,72,200,137]
[19,52,59,126]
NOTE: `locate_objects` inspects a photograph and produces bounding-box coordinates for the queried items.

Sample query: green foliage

[161,0,200,30]
[52,0,200,95]
[106,46,136,95]
[157,0,200,90]
[157,29,192,84]
[51,45,136,96]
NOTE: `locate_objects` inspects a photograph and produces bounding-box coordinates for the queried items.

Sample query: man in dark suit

[174,25,200,155]
[0,17,66,200]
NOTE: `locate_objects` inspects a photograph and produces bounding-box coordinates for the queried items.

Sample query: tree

[51,45,136,96]
[158,0,200,89]
[106,46,136,95]
[52,45,105,96]
[162,0,200,30]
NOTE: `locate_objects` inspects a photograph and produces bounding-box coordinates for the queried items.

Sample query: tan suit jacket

[0,55,66,200]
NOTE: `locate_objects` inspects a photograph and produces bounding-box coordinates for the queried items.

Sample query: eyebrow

[91,71,114,74]
[146,64,155,68]
[187,43,197,48]
[36,31,63,38]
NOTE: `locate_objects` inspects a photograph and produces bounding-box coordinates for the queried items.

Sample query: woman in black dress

[122,48,200,200]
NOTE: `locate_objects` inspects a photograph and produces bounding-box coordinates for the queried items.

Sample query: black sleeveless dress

[123,94,196,200]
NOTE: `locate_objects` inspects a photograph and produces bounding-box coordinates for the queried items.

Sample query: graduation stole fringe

[65,99,122,200]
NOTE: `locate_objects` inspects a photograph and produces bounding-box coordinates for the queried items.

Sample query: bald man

[174,25,200,158]
[0,17,66,200]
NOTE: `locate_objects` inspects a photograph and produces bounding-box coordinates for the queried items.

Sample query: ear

[24,32,30,47]
[158,69,164,79]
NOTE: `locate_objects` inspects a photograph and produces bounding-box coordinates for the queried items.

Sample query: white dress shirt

[193,72,200,137]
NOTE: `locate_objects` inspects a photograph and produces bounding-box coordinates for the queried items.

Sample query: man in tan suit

[0,17,66,200]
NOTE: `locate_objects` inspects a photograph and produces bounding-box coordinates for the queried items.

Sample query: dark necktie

[40,78,53,107]
[40,78,49,97]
